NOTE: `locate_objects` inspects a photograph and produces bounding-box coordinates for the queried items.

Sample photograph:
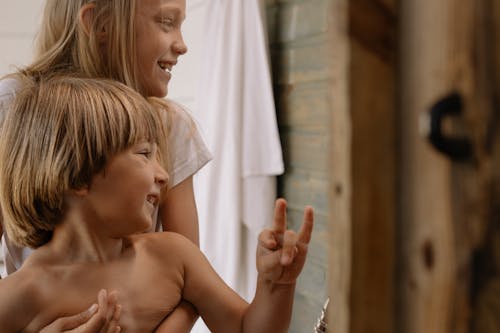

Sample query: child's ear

[73,186,89,197]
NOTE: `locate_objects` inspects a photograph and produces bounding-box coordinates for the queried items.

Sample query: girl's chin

[147,85,168,98]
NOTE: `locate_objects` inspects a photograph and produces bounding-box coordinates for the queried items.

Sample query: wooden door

[399,0,500,331]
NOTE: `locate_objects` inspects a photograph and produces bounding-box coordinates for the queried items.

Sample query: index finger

[272,198,288,233]
[298,206,314,244]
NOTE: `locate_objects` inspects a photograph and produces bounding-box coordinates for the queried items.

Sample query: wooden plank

[349,37,396,333]
[398,0,458,331]
[328,0,351,331]
[470,1,500,332]
[349,0,397,63]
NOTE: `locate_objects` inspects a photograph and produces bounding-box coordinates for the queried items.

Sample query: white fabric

[0,78,212,277]
[192,0,283,331]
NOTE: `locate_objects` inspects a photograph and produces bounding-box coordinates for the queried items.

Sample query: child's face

[84,142,168,236]
[135,0,187,97]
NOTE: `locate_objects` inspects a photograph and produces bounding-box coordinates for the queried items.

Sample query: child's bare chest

[30,254,183,332]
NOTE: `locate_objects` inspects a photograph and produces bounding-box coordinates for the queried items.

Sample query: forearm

[242,279,296,333]
[155,300,199,333]
[160,176,199,246]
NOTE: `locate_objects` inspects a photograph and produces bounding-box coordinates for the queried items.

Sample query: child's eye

[139,150,153,159]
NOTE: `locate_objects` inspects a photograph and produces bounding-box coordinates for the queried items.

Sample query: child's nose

[154,160,169,187]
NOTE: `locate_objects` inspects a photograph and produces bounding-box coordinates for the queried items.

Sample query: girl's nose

[173,34,188,55]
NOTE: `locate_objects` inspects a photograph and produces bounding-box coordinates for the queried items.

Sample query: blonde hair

[24,0,142,94]
[0,76,169,248]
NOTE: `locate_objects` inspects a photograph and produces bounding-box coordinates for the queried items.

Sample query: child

[1,1,209,329]
[1,0,209,271]
[0,76,314,333]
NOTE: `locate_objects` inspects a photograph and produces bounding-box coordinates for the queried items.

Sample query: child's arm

[182,199,314,333]
[243,199,313,332]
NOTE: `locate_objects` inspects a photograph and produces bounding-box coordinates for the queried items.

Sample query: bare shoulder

[129,232,200,263]
[0,267,45,332]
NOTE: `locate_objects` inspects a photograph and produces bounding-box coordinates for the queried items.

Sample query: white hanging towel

[192,0,284,331]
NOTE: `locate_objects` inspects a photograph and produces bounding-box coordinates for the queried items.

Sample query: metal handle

[426,92,473,162]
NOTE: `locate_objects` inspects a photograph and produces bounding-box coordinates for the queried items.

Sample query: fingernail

[281,254,290,265]
[88,304,98,314]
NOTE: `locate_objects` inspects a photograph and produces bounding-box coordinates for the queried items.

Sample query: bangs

[37,76,169,189]
[67,79,169,181]
[0,75,169,248]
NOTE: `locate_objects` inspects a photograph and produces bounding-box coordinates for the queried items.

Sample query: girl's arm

[154,300,198,333]
[160,176,199,245]
[157,176,200,328]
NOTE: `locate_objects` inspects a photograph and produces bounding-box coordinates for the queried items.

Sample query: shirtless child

[0,76,314,332]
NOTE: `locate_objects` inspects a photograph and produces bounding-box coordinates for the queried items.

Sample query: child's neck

[46,210,127,264]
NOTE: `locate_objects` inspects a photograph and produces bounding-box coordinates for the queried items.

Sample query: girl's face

[85,142,168,236]
[135,0,188,97]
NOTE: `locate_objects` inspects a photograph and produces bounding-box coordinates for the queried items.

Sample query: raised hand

[39,289,121,333]
[256,198,314,285]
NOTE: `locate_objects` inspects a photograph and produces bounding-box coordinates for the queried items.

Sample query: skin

[133,2,199,328]
[135,0,188,98]
[132,0,199,246]
[39,290,121,333]
[0,144,314,332]
[9,1,196,330]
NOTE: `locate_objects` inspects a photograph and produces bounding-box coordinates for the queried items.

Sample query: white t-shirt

[0,77,212,277]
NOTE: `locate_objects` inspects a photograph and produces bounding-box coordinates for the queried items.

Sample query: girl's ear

[78,3,107,41]
[78,3,96,37]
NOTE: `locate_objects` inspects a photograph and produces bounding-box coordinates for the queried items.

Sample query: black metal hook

[427,92,473,162]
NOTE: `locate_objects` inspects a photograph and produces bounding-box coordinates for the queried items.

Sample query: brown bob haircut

[0,75,169,248]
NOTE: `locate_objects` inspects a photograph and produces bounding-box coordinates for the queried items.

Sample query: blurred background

[2,1,500,333]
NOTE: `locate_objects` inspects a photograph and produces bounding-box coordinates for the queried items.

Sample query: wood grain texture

[328,0,351,331]
[350,37,396,333]
[398,0,458,331]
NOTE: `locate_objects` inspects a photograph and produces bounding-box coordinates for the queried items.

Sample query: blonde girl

[0,0,210,331]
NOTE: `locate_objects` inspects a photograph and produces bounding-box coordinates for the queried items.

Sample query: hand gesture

[256,199,314,285]
[39,289,121,333]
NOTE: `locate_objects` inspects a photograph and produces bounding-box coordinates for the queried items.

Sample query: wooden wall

[349,0,397,332]
[266,0,334,331]
[267,0,500,332]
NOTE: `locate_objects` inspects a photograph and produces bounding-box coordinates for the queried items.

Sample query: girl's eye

[161,18,175,29]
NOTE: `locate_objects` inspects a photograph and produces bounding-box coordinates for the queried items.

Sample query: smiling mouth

[146,194,159,206]
[158,61,172,74]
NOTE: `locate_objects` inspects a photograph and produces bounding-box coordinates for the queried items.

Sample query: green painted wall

[266,1,332,331]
